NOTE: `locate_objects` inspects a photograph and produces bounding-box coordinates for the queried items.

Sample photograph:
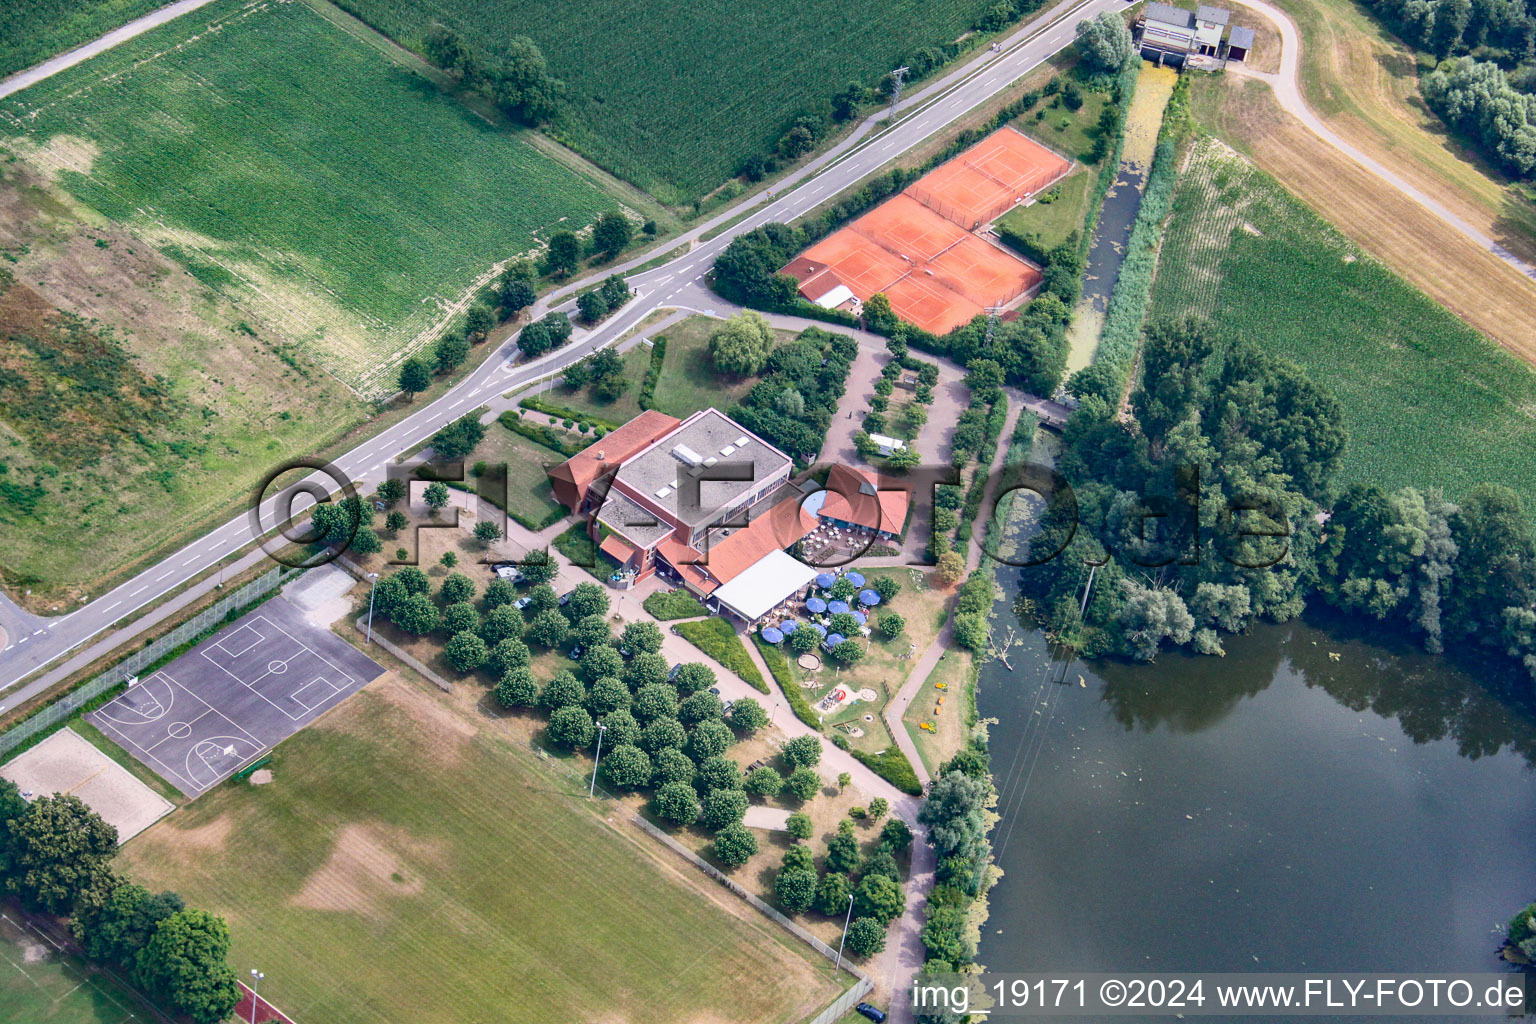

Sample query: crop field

[1151,136,1536,508]
[329,0,986,202]
[0,0,617,396]
[118,675,843,1024]
[0,0,168,79]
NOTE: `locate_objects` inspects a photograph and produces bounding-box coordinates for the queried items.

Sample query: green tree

[586,676,630,716]
[601,708,640,747]
[632,683,681,723]
[547,705,596,748]
[440,551,459,570]
[845,917,887,958]
[437,572,474,604]
[781,734,822,768]
[464,305,494,343]
[728,697,769,733]
[670,662,715,697]
[824,831,859,874]
[132,908,239,1024]
[563,582,609,621]
[712,822,758,867]
[601,744,652,789]
[918,771,990,860]
[775,866,818,912]
[789,627,820,654]
[934,550,965,585]
[471,520,501,547]
[640,717,687,753]
[495,668,539,708]
[392,593,440,635]
[654,781,700,824]
[827,639,864,665]
[701,788,749,831]
[517,548,559,585]
[872,575,901,602]
[441,601,480,636]
[880,817,913,851]
[877,612,906,639]
[620,620,664,655]
[868,797,889,821]
[423,481,450,515]
[483,577,517,609]
[678,689,724,725]
[576,290,609,324]
[652,747,695,786]
[687,718,733,761]
[540,671,586,710]
[624,653,671,691]
[854,873,906,925]
[517,313,574,358]
[444,631,489,673]
[709,310,775,376]
[581,644,625,683]
[431,413,486,460]
[525,609,570,648]
[498,277,537,318]
[434,334,470,374]
[695,755,743,793]
[785,765,822,801]
[479,605,525,646]
[599,275,629,309]
[488,637,532,676]
[920,904,971,963]
[543,231,581,277]
[398,357,432,400]
[744,765,783,797]
[592,212,633,259]
[350,527,382,555]
[814,871,851,916]
[786,811,814,841]
[74,883,184,966]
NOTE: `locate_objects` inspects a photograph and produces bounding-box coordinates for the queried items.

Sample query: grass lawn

[116,672,843,1024]
[467,419,568,530]
[328,0,992,202]
[544,342,652,423]
[0,0,167,78]
[675,618,768,693]
[0,909,152,1023]
[1151,136,1536,509]
[642,587,708,620]
[1,0,617,396]
[1013,85,1109,169]
[901,649,976,776]
[645,316,797,419]
[995,168,1090,255]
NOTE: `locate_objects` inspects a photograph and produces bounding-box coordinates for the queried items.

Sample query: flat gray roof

[596,489,671,548]
[1228,25,1255,47]
[1196,4,1231,24]
[613,409,791,528]
[1146,2,1195,27]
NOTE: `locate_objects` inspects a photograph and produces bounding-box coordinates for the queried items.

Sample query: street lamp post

[365,572,380,644]
[249,969,264,1024]
[834,893,854,976]
[589,721,607,797]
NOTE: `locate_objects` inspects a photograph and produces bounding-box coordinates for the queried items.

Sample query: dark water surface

[977,612,1536,978]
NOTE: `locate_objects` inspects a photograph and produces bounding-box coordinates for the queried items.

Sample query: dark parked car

[855,1004,886,1023]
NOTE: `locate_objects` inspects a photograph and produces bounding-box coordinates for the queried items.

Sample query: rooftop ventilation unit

[672,444,703,466]
[704,457,718,467]
[688,465,705,478]
[734,436,750,447]
[655,486,672,499]
[719,445,736,456]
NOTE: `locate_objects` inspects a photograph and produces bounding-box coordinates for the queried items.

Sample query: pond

[976,606,1536,982]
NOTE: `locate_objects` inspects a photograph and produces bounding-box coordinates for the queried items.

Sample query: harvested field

[1191,75,1536,365]
[1151,134,1536,508]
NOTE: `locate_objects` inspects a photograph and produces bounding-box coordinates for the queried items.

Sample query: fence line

[353,615,452,692]
[631,814,875,1023]
[0,566,302,756]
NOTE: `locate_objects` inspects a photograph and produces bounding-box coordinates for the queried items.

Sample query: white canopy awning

[711,550,818,622]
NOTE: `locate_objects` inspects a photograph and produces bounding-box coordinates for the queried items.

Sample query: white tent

[711,550,818,622]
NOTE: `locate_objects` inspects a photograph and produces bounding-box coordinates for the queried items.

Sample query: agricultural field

[0,0,618,396]
[0,0,167,79]
[118,673,845,1024]
[328,0,989,202]
[1150,136,1536,508]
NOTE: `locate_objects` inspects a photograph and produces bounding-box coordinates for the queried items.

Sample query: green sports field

[0,0,616,395]
[329,0,986,202]
[118,677,843,1024]
[0,910,148,1023]
[1150,136,1536,508]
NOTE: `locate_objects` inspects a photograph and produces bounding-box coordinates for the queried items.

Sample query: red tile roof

[699,494,819,584]
[548,409,681,498]
[818,465,911,536]
[600,533,638,565]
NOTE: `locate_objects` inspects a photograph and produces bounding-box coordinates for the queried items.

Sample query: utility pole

[834,893,855,975]
[887,66,910,123]
[365,572,380,644]
[589,721,607,797]
[249,969,264,1024]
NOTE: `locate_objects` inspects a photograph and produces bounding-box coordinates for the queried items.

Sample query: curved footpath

[1225,0,1536,284]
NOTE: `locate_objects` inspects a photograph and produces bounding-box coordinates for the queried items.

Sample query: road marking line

[2,645,11,652]
[32,630,42,636]
[17,637,26,645]
[131,586,147,595]
[101,601,120,612]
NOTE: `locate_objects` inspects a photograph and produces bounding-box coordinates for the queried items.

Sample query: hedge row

[518,396,622,433]
[636,336,668,411]
[753,634,819,728]
[675,619,769,693]
[497,412,585,458]
[850,746,923,796]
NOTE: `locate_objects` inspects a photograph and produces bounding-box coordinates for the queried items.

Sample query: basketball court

[785,126,1070,334]
[87,597,383,797]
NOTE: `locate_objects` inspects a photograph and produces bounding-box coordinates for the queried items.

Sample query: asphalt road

[0,0,1126,703]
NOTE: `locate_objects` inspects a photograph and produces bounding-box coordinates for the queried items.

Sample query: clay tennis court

[787,126,1071,334]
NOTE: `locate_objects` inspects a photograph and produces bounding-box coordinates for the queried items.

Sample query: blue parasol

[825,633,846,647]
[845,572,866,587]
[808,623,828,637]
[779,619,799,634]
[852,610,868,625]
[815,573,836,589]
[760,626,784,644]
[858,589,881,606]
[806,597,827,614]
[828,600,851,615]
